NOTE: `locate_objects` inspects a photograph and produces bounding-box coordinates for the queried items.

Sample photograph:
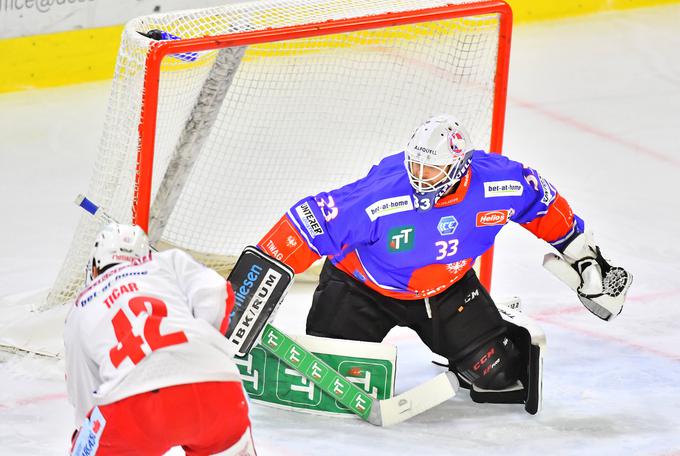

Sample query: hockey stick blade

[367,371,459,426]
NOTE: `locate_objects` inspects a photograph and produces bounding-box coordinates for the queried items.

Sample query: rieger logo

[476,210,510,227]
[295,202,324,238]
[484,180,524,198]
[365,195,414,221]
[388,226,414,252]
[437,216,458,236]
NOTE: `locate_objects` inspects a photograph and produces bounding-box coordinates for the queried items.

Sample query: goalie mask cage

[47,0,512,309]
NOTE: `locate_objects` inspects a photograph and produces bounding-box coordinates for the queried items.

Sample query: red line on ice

[0,392,67,410]
[509,97,680,167]
[532,288,680,319]
[536,316,680,362]
[379,46,680,167]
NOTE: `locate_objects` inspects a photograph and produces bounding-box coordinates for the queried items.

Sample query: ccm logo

[473,347,496,372]
[476,210,510,227]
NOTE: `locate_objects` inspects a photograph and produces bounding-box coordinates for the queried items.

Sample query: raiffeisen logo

[233,264,263,311]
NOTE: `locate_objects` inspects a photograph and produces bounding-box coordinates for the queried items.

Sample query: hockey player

[257,114,632,412]
[65,223,255,455]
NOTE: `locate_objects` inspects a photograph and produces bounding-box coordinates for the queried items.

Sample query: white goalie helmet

[404,114,474,210]
[85,222,150,285]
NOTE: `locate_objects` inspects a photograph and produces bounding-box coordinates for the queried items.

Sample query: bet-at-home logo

[484,180,524,198]
[388,226,414,252]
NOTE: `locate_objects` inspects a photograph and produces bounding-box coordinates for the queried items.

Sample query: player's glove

[543,230,632,321]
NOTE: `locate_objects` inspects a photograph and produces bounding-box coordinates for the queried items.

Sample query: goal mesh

[46,0,510,309]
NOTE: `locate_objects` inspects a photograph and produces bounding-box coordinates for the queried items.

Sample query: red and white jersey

[64,249,240,425]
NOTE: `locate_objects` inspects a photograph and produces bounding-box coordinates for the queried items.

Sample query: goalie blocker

[225,246,294,356]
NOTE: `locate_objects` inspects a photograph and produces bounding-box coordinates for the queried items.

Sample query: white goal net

[46,0,511,309]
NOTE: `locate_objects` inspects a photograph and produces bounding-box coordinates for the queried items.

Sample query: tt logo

[391,228,413,249]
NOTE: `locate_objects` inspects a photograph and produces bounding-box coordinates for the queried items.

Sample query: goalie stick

[261,323,458,426]
[75,194,458,426]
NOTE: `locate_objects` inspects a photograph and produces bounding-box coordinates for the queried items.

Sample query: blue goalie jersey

[260,150,582,300]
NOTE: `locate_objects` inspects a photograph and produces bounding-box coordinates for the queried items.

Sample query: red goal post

[133,0,512,290]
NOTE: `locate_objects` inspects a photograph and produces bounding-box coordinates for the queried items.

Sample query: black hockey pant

[306,259,507,365]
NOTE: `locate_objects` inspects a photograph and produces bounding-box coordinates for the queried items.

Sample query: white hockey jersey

[64,249,241,425]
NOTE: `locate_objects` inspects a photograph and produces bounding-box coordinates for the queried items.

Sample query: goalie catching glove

[544,230,632,321]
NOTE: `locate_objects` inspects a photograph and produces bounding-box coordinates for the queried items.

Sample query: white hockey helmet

[85,222,150,285]
[404,114,473,209]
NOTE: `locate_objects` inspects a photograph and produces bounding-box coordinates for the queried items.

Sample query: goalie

[256,114,632,414]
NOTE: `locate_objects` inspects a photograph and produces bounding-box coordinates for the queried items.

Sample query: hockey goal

[47,0,512,309]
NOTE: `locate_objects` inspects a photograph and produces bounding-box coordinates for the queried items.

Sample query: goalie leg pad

[457,304,545,415]
[235,334,397,418]
[494,305,546,415]
[455,335,522,391]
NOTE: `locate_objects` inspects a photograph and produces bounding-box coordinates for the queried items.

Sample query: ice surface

[1,4,680,455]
